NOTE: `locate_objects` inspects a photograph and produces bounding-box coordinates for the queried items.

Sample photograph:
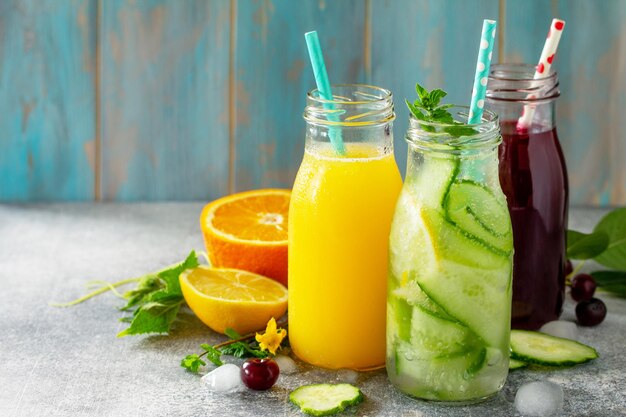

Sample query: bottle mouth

[304,84,395,127]
[487,63,560,103]
[406,106,501,153]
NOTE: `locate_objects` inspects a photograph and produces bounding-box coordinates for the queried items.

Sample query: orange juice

[288,142,402,369]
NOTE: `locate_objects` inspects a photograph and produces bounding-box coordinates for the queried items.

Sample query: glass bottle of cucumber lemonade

[289,84,402,370]
[387,107,513,402]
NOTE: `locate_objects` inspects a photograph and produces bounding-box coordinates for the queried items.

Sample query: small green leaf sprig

[51,251,201,337]
[567,208,626,297]
[406,83,478,138]
[181,328,273,373]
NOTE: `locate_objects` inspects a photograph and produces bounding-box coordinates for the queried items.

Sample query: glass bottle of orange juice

[288,84,402,370]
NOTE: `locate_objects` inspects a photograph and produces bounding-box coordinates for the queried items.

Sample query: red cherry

[547,54,555,64]
[537,63,545,74]
[555,21,564,31]
[241,358,279,390]
[576,298,607,326]
[571,273,597,302]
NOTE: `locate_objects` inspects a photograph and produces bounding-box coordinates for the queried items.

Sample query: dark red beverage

[498,120,569,330]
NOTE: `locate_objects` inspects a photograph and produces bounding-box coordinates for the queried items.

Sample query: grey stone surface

[0,204,625,417]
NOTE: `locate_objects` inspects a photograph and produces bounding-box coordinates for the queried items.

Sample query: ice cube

[201,363,245,393]
[514,381,564,416]
[274,355,298,375]
[335,369,359,384]
[540,320,578,341]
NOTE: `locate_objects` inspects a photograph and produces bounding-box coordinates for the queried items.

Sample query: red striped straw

[517,18,565,130]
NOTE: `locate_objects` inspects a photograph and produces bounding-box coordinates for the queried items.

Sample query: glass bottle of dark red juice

[486,64,568,330]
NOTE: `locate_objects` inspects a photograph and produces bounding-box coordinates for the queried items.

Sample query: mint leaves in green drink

[406,83,478,138]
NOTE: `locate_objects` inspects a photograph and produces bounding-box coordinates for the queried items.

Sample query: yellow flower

[255,318,287,355]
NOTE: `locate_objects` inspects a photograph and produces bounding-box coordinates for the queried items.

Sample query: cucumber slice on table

[289,383,363,416]
[510,330,598,366]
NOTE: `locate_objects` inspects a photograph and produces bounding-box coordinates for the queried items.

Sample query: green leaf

[415,83,428,102]
[567,230,610,260]
[590,270,626,297]
[121,274,162,311]
[593,208,626,269]
[406,100,426,120]
[220,328,269,358]
[224,328,242,340]
[219,343,248,358]
[158,250,199,296]
[117,292,183,337]
[428,89,447,107]
[200,344,224,366]
[181,354,206,373]
[443,124,478,138]
[406,83,477,137]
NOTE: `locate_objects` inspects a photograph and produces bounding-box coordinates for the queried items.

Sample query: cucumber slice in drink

[444,180,512,254]
[417,259,511,348]
[419,207,510,270]
[510,330,598,366]
[392,278,457,322]
[409,305,479,358]
[289,383,363,416]
[391,341,488,401]
[409,154,458,208]
[387,293,412,343]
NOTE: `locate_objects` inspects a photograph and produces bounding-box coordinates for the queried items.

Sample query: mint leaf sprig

[51,250,201,337]
[181,327,274,373]
[406,83,478,138]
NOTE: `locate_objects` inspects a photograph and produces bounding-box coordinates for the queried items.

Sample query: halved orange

[180,266,288,334]
[200,189,290,286]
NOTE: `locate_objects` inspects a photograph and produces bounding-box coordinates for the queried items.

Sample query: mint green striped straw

[304,31,346,155]
[468,20,497,124]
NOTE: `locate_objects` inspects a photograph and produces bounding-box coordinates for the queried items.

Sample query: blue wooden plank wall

[1,0,625,205]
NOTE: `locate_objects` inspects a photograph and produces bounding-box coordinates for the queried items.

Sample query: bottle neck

[486,63,559,132]
[404,107,502,186]
[486,99,557,132]
[303,84,395,156]
[305,122,394,155]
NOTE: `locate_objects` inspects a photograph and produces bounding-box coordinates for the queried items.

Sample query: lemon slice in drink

[180,266,287,335]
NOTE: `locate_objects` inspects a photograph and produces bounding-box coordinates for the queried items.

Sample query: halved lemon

[200,189,290,286]
[180,266,288,334]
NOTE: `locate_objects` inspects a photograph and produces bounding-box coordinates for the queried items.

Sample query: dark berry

[570,274,597,301]
[564,259,573,276]
[241,358,279,390]
[575,298,607,326]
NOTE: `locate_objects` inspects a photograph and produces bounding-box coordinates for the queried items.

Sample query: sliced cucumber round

[510,330,599,366]
[444,180,512,254]
[289,383,363,416]
[391,340,488,401]
[409,304,479,358]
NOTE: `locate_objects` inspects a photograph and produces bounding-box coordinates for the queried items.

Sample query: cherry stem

[566,260,587,286]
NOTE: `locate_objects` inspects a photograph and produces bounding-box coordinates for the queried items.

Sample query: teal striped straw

[304,31,346,155]
[468,20,497,125]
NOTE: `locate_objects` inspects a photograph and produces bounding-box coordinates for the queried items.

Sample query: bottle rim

[487,63,560,103]
[405,106,501,153]
[304,84,395,127]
